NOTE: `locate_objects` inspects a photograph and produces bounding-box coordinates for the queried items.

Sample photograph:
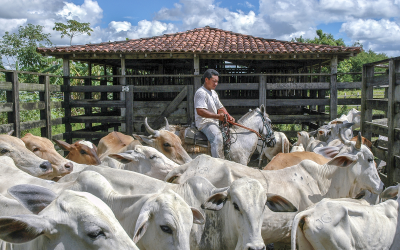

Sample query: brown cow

[263,151,329,170]
[21,133,73,177]
[133,118,192,165]
[97,131,141,161]
[53,139,101,165]
[351,134,372,149]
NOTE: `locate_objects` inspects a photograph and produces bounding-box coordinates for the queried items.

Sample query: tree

[0,23,52,71]
[292,29,345,46]
[53,20,93,45]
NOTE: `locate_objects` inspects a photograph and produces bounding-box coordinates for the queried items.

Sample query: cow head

[201,177,297,250]
[133,118,192,165]
[108,145,179,180]
[133,189,204,250]
[21,133,73,178]
[315,129,384,195]
[5,184,139,249]
[0,135,53,179]
[54,139,101,165]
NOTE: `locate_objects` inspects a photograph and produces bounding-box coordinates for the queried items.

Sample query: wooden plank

[221,99,259,107]
[6,72,20,137]
[0,124,15,134]
[266,99,329,106]
[125,85,134,135]
[39,75,51,138]
[367,74,389,87]
[50,101,63,109]
[20,120,46,131]
[0,103,13,112]
[337,82,362,89]
[330,56,338,121]
[337,98,361,105]
[0,82,12,90]
[63,58,72,144]
[51,117,65,126]
[68,85,124,92]
[70,116,125,123]
[361,65,374,140]
[372,118,388,126]
[132,85,185,93]
[267,82,329,90]
[69,100,126,108]
[259,76,266,107]
[269,114,330,123]
[187,85,194,125]
[371,145,388,162]
[216,83,259,90]
[70,131,110,139]
[363,121,388,136]
[18,83,45,92]
[134,101,187,109]
[152,86,188,128]
[366,99,388,112]
[20,102,45,111]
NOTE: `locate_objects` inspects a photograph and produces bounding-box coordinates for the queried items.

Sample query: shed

[37,26,362,143]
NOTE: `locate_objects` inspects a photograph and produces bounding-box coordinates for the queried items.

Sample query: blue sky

[1,0,400,66]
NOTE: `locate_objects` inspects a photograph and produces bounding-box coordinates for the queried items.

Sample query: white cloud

[109,21,132,32]
[0,18,27,35]
[56,0,103,25]
[127,20,178,39]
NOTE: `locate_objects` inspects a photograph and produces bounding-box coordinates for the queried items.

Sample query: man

[194,69,235,159]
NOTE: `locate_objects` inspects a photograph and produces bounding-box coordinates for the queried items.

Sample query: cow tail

[291,211,307,250]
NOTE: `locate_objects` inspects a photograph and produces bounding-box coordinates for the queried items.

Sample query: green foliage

[0,24,52,71]
[53,20,93,45]
[292,29,346,46]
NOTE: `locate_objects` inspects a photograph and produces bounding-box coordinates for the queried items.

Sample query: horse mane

[238,108,261,123]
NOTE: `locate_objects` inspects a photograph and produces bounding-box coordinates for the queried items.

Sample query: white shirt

[194,86,224,130]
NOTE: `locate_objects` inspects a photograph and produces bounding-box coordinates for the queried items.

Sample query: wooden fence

[361,56,400,186]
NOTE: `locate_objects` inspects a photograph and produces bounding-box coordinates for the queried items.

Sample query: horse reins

[226,119,265,141]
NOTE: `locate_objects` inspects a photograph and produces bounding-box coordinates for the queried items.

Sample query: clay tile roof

[37,26,362,55]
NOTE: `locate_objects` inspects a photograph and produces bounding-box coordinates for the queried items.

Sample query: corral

[1,26,399,184]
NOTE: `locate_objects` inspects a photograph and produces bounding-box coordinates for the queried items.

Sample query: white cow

[0,184,139,250]
[0,157,204,250]
[291,184,400,250]
[290,143,305,153]
[0,134,53,179]
[103,145,179,180]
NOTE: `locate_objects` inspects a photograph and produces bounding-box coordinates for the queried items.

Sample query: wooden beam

[63,58,72,143]
[330,55,338,121]
[39,75,52,138]
[152,86,188,128]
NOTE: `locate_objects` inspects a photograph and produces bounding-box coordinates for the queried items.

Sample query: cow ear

[201,189,229,211]
[0,214,55,243]
[260,104,266,114]
[53,139,72,151]
[380,185,400,199]
[6,130,14,136]
[266,193,298,212]
[133,209,151,243]
[191,207,205,225]
[327,154,357,168]
[109,150,144,164]
[8,184,57,215]
[314,146,340,159]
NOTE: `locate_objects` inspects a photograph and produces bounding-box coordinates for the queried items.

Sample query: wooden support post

[193,55,201,91]
[63,58,72,143]
[5,71,20,137]
[387,59,400,185]
[361,65,374,140]
[120,57,126,132]
[187,85,194,125]
[318,62,326,126]
[125,85,134,135]
[259,75,266,108]
[112,66,119,131]
[85,61,92,133]
[39,75,51,139]
[330,56,338,121]
[101,64,108,117]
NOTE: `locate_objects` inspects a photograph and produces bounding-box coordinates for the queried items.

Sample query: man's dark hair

[203,69,219,81]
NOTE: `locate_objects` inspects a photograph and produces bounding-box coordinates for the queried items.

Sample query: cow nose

[248,246,266,250]
[40,161,52,172]
[64,161,74,173]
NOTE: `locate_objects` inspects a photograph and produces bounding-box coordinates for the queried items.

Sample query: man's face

[204,75,219,90]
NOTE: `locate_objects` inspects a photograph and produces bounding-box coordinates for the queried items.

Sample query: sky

[1,0,400,58]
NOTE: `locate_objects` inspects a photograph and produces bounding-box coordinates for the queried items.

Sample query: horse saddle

[184,127,209,147]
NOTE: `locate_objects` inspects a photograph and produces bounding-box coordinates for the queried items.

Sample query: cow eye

[80,150,87,155]
[160,225,173,234]
[233,202,240,212]
[0,149,9,154]
[163,143,171,147]
[87,229,106,239]
[32,147,40,152]
[150,155,157,159]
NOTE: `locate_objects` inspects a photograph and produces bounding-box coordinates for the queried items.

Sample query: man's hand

[217,113,225,121]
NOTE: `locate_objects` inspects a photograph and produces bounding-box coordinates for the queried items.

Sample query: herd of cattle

[0,107,398,250]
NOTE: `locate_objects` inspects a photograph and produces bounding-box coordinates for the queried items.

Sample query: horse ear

[260,104,266,114]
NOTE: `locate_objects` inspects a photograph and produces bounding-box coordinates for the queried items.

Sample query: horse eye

[233,202,240,212]
[163,143,171,147]
[0,149,9,154]
[368,158,374,163]
[87,229,105,239]
[80,150,87,155]
[160,225,173,234]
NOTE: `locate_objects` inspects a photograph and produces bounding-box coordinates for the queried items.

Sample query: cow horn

[164,117,170,131]
[355,132,362,150]
[144,117,157,136]
[338,128,352,146]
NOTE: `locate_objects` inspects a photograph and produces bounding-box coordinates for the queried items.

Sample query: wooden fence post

[63,58,72,143]
[361,65,374,140]
[5,71,20,137]
[125,85,134,135]
[85,61,93,133]
[259,75,266,107]
[187,85,194,125]
[39,75,51,139]
[120,57,126,133]
[330,56,338,121]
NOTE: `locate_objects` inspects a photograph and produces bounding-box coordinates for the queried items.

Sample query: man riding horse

[194,69,235,159]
